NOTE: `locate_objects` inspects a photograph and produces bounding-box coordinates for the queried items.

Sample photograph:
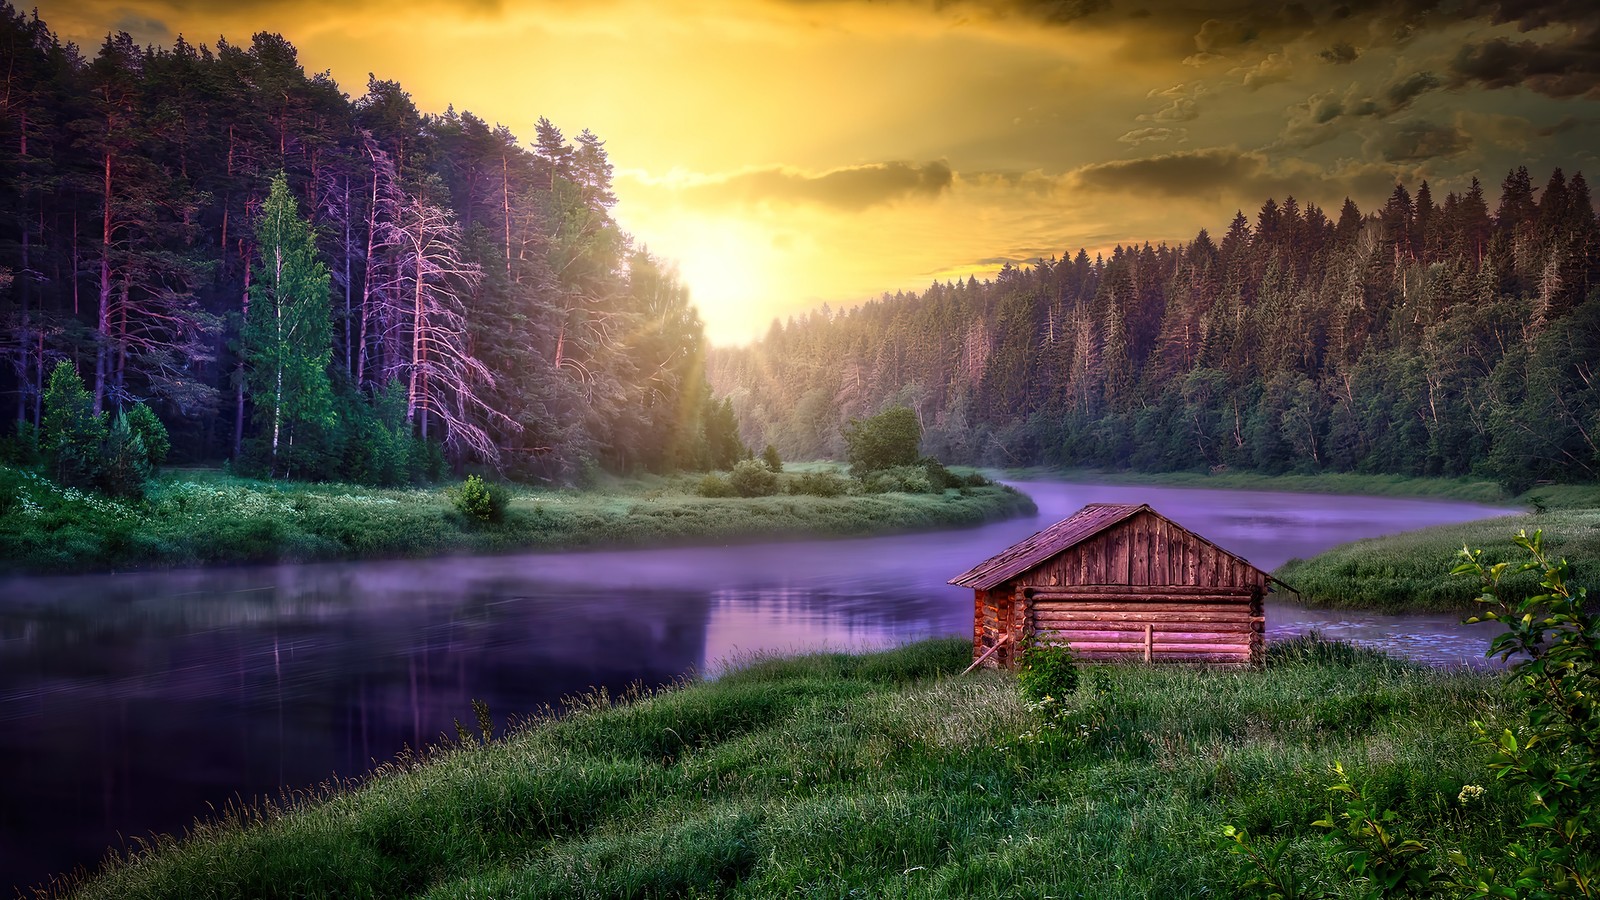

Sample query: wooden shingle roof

[948,502,1271,591]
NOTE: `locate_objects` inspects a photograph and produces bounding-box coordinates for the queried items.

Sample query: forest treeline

[710,168,1600,489]
[0,4,745,485]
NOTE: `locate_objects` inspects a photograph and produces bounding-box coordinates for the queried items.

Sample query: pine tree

[40,360,106,487]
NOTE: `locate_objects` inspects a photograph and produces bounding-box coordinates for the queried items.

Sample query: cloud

[1364,121,1473,162]
[1320,41,1360,64]
[1138,82,1204,123]
[1235,51,1293,89]
[1277,70,1444,148]
[1450,22,1600,99]
[1118,126,1186,145]
[653,160,955,211]
[1059,146,1404,209]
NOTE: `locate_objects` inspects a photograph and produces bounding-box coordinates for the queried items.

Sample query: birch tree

[243,173,332,477]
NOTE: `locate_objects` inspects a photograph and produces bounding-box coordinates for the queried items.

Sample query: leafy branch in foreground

[1224,529,1598,898]
[1457,529,1598,897]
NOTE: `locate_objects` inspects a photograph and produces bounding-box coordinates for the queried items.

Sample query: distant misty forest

[712,169,1600,488]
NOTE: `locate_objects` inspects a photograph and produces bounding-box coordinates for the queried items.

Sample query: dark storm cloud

[1065,147,1272,199]
[1278,71,1444,148]
[1061,146,1401,208]
[690,160,954,211]
[1450,21,1600,99]
[1366,122,1473,162]
[1320,41,1360,64]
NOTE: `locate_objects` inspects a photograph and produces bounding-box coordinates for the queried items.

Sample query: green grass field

[0,464,1035,575]
[56,638,1520,900]
[1274,485,1600,613]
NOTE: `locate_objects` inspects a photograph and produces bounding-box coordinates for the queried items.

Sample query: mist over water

[0,480,1514,891]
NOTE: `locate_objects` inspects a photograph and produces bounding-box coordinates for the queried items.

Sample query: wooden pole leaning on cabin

[962,634,1011,676]
[1144,623,1153,662]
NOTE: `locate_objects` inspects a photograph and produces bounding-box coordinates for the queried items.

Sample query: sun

[640,215,781,347]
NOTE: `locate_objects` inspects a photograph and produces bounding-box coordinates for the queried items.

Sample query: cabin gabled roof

[947,502,1270,591]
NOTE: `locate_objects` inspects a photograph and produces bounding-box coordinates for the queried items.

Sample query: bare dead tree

[391,187,517,465]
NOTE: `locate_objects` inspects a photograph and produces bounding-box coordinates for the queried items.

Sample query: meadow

[1274,483,1600,613]
[0,463,1034,575]
[55,637,1519,899]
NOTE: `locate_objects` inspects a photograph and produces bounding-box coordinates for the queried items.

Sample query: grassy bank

[57,638,1518,899]
[1275,484,1600,614]
[1010,466,1520,504]
[1012,465,1599,614]
[0,464,1035,576]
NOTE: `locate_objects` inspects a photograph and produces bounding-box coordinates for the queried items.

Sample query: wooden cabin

[949,503,1271,669]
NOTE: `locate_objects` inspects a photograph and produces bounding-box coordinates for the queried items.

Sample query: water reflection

[0,479,1517,891]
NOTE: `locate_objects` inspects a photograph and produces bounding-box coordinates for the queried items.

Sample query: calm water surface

[0,480,1516,891]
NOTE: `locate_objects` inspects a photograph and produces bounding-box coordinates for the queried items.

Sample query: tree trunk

[94,148,112,416]
[234,263,250,459]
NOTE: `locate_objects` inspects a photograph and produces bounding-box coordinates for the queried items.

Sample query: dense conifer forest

[711,169,1600,489]
[0,4,744,485]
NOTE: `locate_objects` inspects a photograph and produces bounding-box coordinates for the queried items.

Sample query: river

[0,479,1516,891]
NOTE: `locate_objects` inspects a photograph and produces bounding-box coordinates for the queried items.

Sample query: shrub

[697,473,736,498]
[760,444,783,473]
[124,403,170,469]
[859,465,933,494]
[451,475,508,522]
[0,420,40,465]
[99,411,151,499]
[919,457,963,490]
[843,407,920,475]
[729,459,778,497]
[1016,640,1079,708]
[788,471,849,497]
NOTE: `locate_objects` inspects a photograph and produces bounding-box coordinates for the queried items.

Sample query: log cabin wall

[1004,510,1267,667]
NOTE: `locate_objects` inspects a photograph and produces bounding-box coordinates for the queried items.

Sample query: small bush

[788,471,849,497]
[124,403,170,469]
[1017,640,1079,707]
[919,457,963,490]
[729,459,778,497]
[697,473,736,498]
[0,420,40,465]
[859,465,933,494]
[451,475,508,522]
[761,444,783,473]
[99,412,151,500]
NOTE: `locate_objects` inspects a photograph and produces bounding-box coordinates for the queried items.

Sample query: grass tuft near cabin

[56,637,1521,900]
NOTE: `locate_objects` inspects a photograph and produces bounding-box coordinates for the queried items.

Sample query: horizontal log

[1048,640,1254,654]
[1038,626,1256,641]
[1065,650,1252,664]
[1023,585,1257,597]
[1032,610,1253,625]
[1031,601,1252,613]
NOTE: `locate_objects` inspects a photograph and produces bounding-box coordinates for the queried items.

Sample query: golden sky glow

[33,0,1600,344]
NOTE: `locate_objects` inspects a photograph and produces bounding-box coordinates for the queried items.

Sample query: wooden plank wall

[1016,511,1267,590]
[1026,591,1264,665]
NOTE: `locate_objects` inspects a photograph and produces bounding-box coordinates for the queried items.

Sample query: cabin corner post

[972,588,988,664]
[1250,586,1266,669]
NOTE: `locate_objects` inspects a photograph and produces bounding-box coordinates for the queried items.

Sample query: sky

[30,0,1600,345]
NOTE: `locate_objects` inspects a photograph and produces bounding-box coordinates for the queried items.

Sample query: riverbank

[1009,466,1521,504]
[0,463,1035,576]
[1274,492,1600,614]
[55,637,1516,899]
[1013,466,1599,615]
